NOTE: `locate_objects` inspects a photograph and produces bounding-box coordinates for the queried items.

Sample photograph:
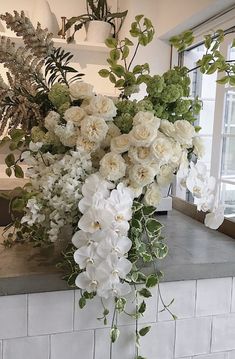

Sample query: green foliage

[59,0,128,43]
[169,30,194,52]
[99,16,154,98]
[110,325,120,343]
[139,326,151,336]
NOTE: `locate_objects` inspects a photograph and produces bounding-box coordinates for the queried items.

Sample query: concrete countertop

[0,210,234,296]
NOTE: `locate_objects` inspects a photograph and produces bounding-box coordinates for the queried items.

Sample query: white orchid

[205,206,224,230]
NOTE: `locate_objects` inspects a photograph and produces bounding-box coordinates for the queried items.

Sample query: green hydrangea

[161,84,183,103]
[153,103,164,117]
[163,67,190,97]
[174,99,191,115]
[146,75,165,97]
[116,99,136,116]
[31,126,45,142]
[135,99,154,113]
[48,83,70,109]
[58,102,71,115]
[114,113,133,133]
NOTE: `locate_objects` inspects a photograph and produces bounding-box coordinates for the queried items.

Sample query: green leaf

[145,218,163,236]
[5,153,15,167]
[135,14,144,22]
[231,39,235,48]
[152,241,168,259]
[105,37,118,48]
[216,76,229,84]
[5,167,12,177]
[142,205,156,216]
[11,198,25,212]
[133,201,143,212]
[9,128,25,142]
[141,252,153,262]
[229,76,235,86]
[138,288,152,298]
[139,326,151,336]
[115,297,126,313]
[124,37,134,46]
[146,274,159,288]
[110,325,120,343]
[138,300,146,314]
[79,296,86,309]
[112,64,125,77]
[122,45,129,59]
[110,49,120,62]
[132,218,142,232]
[99,69,110,78]
[206,62,217,74]
[109,73,117,84]
[14,165,24,179]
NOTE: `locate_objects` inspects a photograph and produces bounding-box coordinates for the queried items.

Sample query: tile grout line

[194,280,198,317]
[173,319,177,358]
[93,330,96,359]
[1,339,3,359]
[230,277,234,313]
[72,290,75,331]
[209,315,213,353]
[156,286,159,322]
[26,294,29,336]
[48,335,51,359]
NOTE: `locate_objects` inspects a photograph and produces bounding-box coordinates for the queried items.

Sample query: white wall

[1,277,235,358]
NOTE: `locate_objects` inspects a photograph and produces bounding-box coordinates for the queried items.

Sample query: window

[176,26,235,222]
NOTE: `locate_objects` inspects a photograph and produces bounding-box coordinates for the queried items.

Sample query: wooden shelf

[0,32,109,53]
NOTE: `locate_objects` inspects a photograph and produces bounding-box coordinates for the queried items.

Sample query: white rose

[128,146,153,164]
[160,119,175,138]
[111,134,130,154]
[54,121,78,147]
[81,115,108,143]
[69,82,94,100]
[128,184,143,198]
[129,164,155,187]
[101,122,121,149]
[144,182,162,207]
[133,111,153,125]
[169,140,182,167]
[85,95,117,119]
[76,135,98,153]
[100,152,126,181]
[173,120,195,146]
[64,106,86,125]
[157,165,174,187]
[129,123,157,147]
[44,111,60,131]
[151,137,173,164]
[193,136,205,158]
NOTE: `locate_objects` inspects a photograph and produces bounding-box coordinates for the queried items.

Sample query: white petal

[204,207,224,230]
[75,272,91,289]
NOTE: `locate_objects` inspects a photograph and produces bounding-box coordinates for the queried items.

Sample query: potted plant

[59,0,128,43]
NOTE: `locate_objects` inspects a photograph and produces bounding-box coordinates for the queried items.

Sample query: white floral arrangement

[0,12,226,358]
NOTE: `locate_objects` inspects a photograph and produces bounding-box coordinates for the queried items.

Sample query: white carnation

[69,82,94,100]
[110,134,130,154]
[81,115,108,143]
[129,164,155,187]
[44,111,60,131]
[100,152,126,181]
[85,95,117,119]
[64,106,86,125]
[129,123,157,147]
[173,120,195,146]
[193,136,205,158]
[144,182,162,207]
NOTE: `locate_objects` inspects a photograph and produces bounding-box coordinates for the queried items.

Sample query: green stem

[128,41,140,71]
[110,306,116,359]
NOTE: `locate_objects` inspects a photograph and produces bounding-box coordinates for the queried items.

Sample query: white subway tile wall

[28,290,74,336]
[196,278,232,316]
[0,277,235,359]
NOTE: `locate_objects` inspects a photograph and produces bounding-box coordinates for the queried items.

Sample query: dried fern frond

[0,36,44,82]
[0,11,54,58]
